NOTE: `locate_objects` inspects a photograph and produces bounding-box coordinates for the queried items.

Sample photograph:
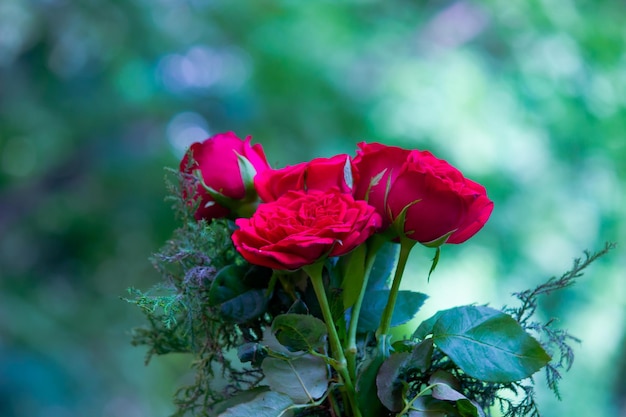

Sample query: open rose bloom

[232,189,381,270]
[131,133,601,417]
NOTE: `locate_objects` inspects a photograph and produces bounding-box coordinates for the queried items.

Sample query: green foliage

[125,172,273,415]
[272,314,328,353]
[358,290,428,333]
[502,242,617,402]
[423,306,550,383]
[215,390,294,417]
[376,351,410,412]
[355,349,387,417]
[124,171,616,417]
[366,245,616,417]
[127,177,615,417]
[262,355,329,404]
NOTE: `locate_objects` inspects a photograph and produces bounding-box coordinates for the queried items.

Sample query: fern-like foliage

[125,170,263,416]
[502,241,616,407]
[400,243,615,417]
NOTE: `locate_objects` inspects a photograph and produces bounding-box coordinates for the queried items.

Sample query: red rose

[254,154,354,202]
[232,189,381,270]
[353,142,493,245]
[180,132,271,221]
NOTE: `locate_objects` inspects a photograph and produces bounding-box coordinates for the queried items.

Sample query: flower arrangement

[127,132,613,417]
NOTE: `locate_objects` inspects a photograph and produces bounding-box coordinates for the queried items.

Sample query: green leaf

[356,352,386,417]
[421,229,455,249]
[457,399,481,417]
[431,306,551,382]
[366,241,399,290]
[209,264,250,306]
[427,371,485,417]
[238,342,268,366]
[211,386,271,415]
[261,354,329,404]
[407,396,457,417]
[271,314,328,352]
[412,311,444,340]
[286,298,309,315]
[404,338,434,373]
[429,370,462,399]
[358,290,428,332]
[376,351,409,412]
[220,289,268,323]
[427,246,440,281]
[389,199,421,239]
[241,265,273,288]
[217,389,294,417]
[235,151,259,201]
[194,169,240,209]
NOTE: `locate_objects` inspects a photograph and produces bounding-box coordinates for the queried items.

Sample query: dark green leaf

[367,241,400,290]
[261,355,329,404]
[217,389,294,417]
[432,306,551,382]
[209,264,250,306]
[286,298,309,315]
[271,314,328,352]
[407,396,457,417]
[391,339,414,353]
[376,351,409,412]
[457,399,481,417]
[241,265,273,288]
[220,289,268,323]
[430,371,464,401]
[210,387,270,415]
[238,342,268,366]
[412,311,443,340]
[358,290,428,332]
[356,352,386,417]
[404,338,434,373]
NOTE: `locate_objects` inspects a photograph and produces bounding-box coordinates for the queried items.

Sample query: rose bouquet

[127,132,613,417]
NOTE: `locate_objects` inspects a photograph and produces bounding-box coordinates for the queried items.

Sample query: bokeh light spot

[166,112,210,158]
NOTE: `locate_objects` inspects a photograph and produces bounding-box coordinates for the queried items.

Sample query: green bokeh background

[0,1,624,416]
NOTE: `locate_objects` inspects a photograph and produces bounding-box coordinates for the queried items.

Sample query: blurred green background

[0,0,624,416]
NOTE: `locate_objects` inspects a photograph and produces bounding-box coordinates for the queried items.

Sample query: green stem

[304,262,362,417]
[345,235,387,380]
[397,382,440,415]
[376,238,416,342]
[328,389,343,417]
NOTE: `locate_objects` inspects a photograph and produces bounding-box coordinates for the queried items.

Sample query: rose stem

[304,262,362,417]
[345,235,386,380]
[376,238,416,351]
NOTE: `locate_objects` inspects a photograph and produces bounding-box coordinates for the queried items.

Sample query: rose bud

[353,142,493,246]
[180,132,271,221]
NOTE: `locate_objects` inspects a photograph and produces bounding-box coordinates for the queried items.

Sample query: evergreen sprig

[396,243,616,417]
[505,242,616,326]
[502,241,616,404]
[126,171,261,416]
